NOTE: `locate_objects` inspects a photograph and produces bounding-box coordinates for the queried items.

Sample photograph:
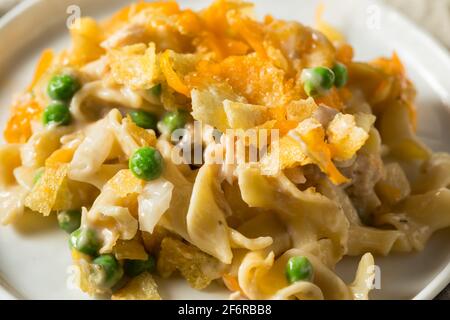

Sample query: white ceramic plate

[0,0,449,300]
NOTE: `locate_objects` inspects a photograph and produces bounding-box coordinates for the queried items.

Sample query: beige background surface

[386,0,450,49]
[0,0,448,48]
[0,0,448,300]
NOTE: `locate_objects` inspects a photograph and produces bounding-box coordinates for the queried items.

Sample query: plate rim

[0,0,449,300]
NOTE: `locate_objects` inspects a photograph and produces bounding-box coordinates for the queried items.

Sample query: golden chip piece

[195,54,288,106]
[113,237,148,261]
[107,169,145,198]
[70,250,99,296]
[157,237,225,290]
[286,98,318,122]
[141,227,177,254]
[260,134,310,176]
[70,17,105,66]
[327,113,369,162]
[294,118,349,184]
[112,272,161,300]
[123,115,157,147]
[160,49,200,97]
[109,43,158,90]
[223,100,269,129]
[191,82,244,131]
[24,164,69,216]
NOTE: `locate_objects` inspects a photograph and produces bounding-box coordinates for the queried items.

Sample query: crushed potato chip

[314,88,344,110]
[114,237,148,260]
[354,112,376,132]
[112,272,161,300]
[223,100,269,129]
[286,98,318,122]
[293,118,348,184]
[157,237,225,289]
[327,113,370,161]
[260,135,310,175]
[195,54,288,106]
[109,43,158,90]
[24,164,69,216]
[72,249,114,297]
[107,169,145,198]
[74,259,98,296]
[191,83,245,131]
[200,0,254,36]
[70,17,105,66]
[52,178,73,211]
[103,2,181,36]
[123,115,157,147]
[141,226,177,254]
[228,11,267,58]
[160,50,200,97]
[107,109,156,158]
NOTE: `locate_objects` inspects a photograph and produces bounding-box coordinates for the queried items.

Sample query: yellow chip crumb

[124,115,157,147]
[113,238,148,261]
[24,164,69,216]
[157,237,225,290]
[112,272,161,300]
[327,113,369,161]
[109,43,158,90]
[107,169,145,198]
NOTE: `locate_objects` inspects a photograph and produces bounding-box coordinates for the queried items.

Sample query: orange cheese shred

[3,95,42,143]
[27,48,54,91]
[160,50,191,97]
[231,14,267,59]
[222,274,241,293]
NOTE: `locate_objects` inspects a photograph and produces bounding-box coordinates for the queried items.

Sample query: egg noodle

[1,0,450,300]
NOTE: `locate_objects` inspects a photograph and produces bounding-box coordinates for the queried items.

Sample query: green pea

[157,110,188,134]
[149,83,162,96]
[301,66,335,97]
[332,62,348,88]
[123,256,156,277]
[91,254,124,289]
[42,101,71,126]
[47,74,80,101]
[285,256,314,283]
[129,110,158,130]
[69,228,100,256]
[57,209,82,233]
[33,168,44,185]
[129,146,163,181]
